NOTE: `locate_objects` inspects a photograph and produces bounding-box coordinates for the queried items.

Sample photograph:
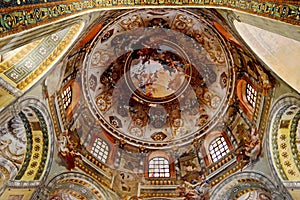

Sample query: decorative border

[271,105,289,180]
[0,1,299,38]
[29,106,49,180]
[14,111,32,180]
[5,23,83,91]
[290,109,300,173]
[3,29,69,84]
[0,40,41,73]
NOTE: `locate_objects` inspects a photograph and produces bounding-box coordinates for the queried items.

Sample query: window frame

[148,157,170,178]
[61,85,72,109]
[91,138,110,164]
[246,83,257,108]
[209,136,229,163]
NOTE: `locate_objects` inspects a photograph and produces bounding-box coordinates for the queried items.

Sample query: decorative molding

[0,1,299,38]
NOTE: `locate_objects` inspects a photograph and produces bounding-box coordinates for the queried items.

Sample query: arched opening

[91,138,110,164]
[209,136,230,163]
[237,78,257,119]
[148,157,170,178]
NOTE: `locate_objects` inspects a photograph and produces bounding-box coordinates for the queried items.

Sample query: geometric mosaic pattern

[3,27,70,84]
[0,1,300,38]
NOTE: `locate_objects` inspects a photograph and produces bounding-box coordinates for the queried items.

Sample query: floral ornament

[288,169,296,176]
[39,47,47,55]
[210,95,221,109]
[130,127,143,137]
[96,96,107,111]
[280,143,287,149]
[197,114,209,126]
[51,34,59,42]
[232,187,239,193]
[10,72,19,80]
[91,51,101,66]
[244,183,251,187]
[134,118,145,127]
[89,77,96,89]
[151,131,167,141]
[281,151,288,158]
[280,134,286,141]
[284,161,291,167]
[109,116,122,128]
[24,60,33,69]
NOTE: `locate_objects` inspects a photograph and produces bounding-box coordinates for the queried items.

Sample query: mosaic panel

[0,0,61,8]
[29,106,49,180]
[14,111,32,180]
[289,109,300,174]
[271,105,289,180]
[3,27,70,84]
[0,1,299,37]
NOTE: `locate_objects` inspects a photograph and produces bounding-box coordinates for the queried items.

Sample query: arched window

[209,136,229,162]
[148,157,170,178]
[91,138,109,163]
[61,85,72,109]
[246,83,257,107]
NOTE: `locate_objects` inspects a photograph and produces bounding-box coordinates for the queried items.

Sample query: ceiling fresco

[82,9,234,148]
[0,3,299,200]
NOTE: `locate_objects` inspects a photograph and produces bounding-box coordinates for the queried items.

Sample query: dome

[82,9,234,148]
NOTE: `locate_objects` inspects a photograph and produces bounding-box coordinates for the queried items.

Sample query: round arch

[210,171,291,200]
[266,94,300,188]
[42,172,118,200]
[0,96,55,192]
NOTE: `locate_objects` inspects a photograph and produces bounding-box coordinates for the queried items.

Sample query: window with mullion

[148,157,170,178]
[209,136,229,163]
[61,86,72,109]
[246,83,257,107]
[91,138,109,164]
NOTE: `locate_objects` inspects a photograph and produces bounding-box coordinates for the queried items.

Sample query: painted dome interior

[82,9,233,148]
[0,2,299,200]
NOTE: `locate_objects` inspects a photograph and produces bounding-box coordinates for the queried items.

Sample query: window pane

[148,157,170,178]
[209,136,229,163]
[91,138,109,164]
[246,83,257,107]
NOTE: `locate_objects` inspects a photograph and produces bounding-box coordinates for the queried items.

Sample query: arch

[210,171,291,200]
[266,94,300,194]
[145,151,175,179]
[233,20,300,93]
[202,131,232,166]
[0,96,55,198]
[0,97,54,185]
[41,172,118,199]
